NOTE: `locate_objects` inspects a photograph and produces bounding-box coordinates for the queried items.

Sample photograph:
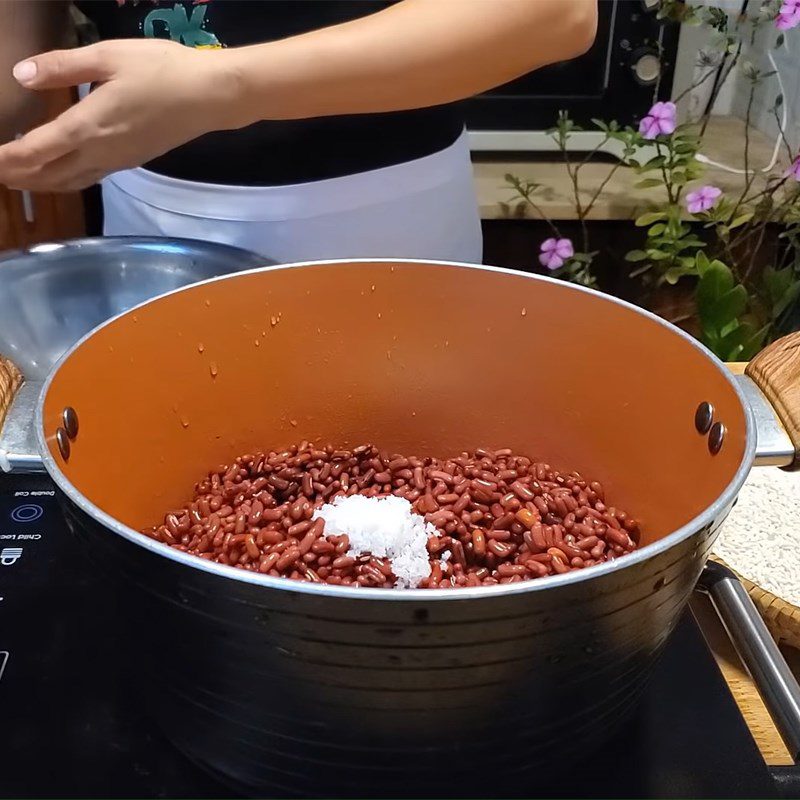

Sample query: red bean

[607,528,632,547]
[493,512,515,530]
[298,531,317,555]
[287,520,312,538]
[510,481,535,501]
[259,552,280,573]
[487,540,513,558]
[552,557,569,574]
[497,563,527,577]
[147,444,639,589]
[470,480,495,502]
[245,535,260,559]
[276,547,301,571]
[525,560,549,578]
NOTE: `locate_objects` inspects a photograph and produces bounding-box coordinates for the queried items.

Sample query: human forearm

[223,0,598,124]
[0,0,597,191]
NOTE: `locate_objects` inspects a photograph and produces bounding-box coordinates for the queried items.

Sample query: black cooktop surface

[0,474,782,798]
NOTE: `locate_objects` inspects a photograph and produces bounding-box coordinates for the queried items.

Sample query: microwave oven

[466,0,682,152]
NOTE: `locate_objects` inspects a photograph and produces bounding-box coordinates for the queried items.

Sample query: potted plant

[505,0,800,360]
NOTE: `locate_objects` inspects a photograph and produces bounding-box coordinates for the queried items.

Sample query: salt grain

[313,495,437,588]
[713,468,800,607]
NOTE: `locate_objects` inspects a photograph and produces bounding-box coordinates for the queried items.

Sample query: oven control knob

[632,51,661,85]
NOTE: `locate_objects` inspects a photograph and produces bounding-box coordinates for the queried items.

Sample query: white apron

[101,130,483,264]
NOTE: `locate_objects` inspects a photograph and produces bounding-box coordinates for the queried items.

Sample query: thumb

[12,44,112,90]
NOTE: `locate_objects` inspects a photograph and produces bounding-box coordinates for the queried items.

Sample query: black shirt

[74,1,465,185]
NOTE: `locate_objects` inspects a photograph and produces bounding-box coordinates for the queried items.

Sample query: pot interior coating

[41,261,748,549]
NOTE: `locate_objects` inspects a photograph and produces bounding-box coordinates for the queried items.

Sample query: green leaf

[763,266,800,319]
[729,211,754,230]
[664,266,691,285]
[625,249,649,262]
[646,248,669,261]
[720,319,740,339]
[696,250,711,276]
[700,319,743,361]
[696,260,747,329]
[635,178,665,189]
[717,320,746,361]
[695,261,735,310]
[591,118,609,132]
[669,240,703,254]
[739,324,771,361]
[648,223,667,236]
[675,236,707,248]
[635,211,668,227]
[697,260,733,301]
[672,172,688,187]
[777,283,800,319]
[715,322,770,362]
[643,155,667,169]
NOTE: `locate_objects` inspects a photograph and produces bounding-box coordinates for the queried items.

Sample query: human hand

[0,39,238,192]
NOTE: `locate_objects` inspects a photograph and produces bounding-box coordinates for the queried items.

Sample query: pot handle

[0,356,22,429]
[745,331,800,470]
[699,561,800,763]
[0,355,44,473]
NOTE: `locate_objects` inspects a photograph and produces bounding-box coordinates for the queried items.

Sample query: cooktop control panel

[0,475,62,686]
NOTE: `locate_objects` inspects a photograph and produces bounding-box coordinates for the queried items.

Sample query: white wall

[674,0,799,154]
[729,22,800,154]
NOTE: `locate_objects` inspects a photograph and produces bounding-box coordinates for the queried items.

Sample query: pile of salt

[312,495,438,588]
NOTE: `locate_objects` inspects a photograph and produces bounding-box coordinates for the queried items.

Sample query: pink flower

[539,238,574,270]
[784,155,800,180]
[685,185,722,214]
[638,101,677,140]
[776,0,800,29]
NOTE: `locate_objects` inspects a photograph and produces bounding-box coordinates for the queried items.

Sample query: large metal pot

[3,259,800,797]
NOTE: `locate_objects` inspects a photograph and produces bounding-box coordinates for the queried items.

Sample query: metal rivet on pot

[708,421,726,455]
[56,427,71,461]
[694,401,714,434]
[62,407,79,440]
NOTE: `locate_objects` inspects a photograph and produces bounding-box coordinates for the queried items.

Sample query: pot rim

[35,258,757,601]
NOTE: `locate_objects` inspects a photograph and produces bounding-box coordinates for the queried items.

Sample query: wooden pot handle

[0,355,23,432]
[745,331,800,470]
